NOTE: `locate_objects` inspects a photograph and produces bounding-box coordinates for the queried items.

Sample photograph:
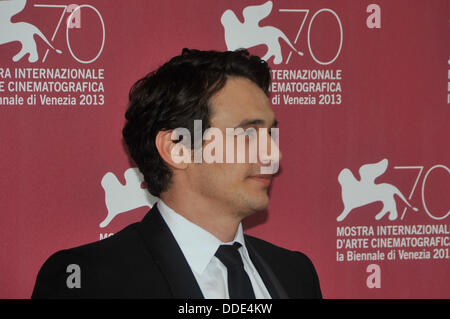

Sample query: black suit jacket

[32,206,322,298]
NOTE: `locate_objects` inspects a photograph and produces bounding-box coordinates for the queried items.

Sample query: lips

[248,174,272,187]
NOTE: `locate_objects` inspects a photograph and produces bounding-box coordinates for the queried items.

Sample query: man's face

[186,76,281,219]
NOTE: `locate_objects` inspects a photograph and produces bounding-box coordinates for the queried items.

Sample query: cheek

[204,163,252,187]
[188,159,255,196]
[226,163,253,181]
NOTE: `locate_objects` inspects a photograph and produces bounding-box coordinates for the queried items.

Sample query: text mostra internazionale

[6,68,104,80]
[270,69,342,93]
[337,224,450,237]
[336,224,450,251]
[1,68,104,93]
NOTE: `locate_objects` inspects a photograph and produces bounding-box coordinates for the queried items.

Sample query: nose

[258,128,282,173]
[272,134,282,162]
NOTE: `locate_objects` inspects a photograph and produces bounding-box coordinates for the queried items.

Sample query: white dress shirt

[157,199,272,299]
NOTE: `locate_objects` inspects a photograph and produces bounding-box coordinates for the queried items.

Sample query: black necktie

[215,242,256,299]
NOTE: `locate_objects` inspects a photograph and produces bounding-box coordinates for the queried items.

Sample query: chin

[246,192,270,213]
[233,183,271,216]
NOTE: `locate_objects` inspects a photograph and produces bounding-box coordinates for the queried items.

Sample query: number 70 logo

[394,164,450,220]
[34,3,105,64]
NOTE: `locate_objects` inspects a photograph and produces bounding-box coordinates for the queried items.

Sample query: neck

[160,189,242,243]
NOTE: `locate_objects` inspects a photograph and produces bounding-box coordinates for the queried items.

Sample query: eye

[269,127,279,137]
[243,128,257,137]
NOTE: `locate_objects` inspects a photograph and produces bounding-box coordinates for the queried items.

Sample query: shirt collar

[157,199,247,275]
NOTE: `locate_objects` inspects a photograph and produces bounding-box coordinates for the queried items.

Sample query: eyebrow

[234,118,278,128]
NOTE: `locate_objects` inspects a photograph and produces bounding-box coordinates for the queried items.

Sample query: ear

[155,130,190,169]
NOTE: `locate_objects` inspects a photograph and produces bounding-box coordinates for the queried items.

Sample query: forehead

[209,77,274,127]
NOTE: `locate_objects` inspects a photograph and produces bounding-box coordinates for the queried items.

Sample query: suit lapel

[245,237,289,299]
[136,205,288,299]
[137,205,204,299]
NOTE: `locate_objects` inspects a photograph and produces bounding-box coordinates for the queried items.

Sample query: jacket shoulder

[31,222,151,298]
[245,234,310,261]
[245,234,322,298]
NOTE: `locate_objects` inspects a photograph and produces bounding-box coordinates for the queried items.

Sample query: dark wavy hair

[122,48,271,197]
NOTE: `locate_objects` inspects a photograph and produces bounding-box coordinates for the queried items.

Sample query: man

[32,49,322,299]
